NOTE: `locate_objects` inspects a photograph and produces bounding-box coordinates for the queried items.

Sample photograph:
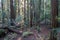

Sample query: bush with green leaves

[22,31,33,38]
[0,29,6,37]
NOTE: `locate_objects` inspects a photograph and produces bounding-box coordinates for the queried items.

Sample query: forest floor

[0,26,51,40]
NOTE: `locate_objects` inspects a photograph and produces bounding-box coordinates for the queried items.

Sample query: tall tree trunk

[51,0,58,28]
[50,0,58,40]
[30,0,33,27]
[10,0,16,26]
[10,0,15,20]
[1,0,5,27]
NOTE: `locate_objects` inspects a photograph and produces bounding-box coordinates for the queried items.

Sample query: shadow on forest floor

[0,27,51,40]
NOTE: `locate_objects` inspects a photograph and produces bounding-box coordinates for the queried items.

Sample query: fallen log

[0,26,22,35]
[7,27,22,35]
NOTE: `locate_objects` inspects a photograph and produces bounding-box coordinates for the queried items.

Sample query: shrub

[0,29,6,37]
[22,31,33,38]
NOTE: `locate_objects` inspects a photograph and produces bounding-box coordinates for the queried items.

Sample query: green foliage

[0,29,5,34]
[57,17,60,22]
[0,29,6,37]
[15,15,23,23]
[22,31,33,37]
[35,26,40,32]
[53,28,60,38]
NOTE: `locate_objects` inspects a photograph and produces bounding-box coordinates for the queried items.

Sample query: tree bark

[51,0,58,28]
[50,0,58,40]
[10,0,16,20]
[10,0,16,26]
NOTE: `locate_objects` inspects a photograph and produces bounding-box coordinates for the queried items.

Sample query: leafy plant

[22,31,33,38]
[35,26,40,32]
[0,29,6,37]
